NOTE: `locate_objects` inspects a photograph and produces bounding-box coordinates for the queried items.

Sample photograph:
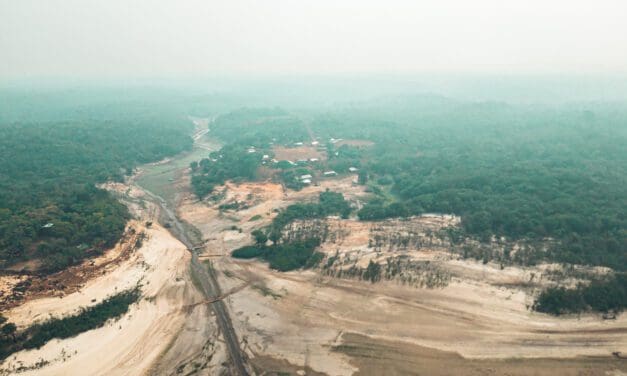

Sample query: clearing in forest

[272,145,326,161]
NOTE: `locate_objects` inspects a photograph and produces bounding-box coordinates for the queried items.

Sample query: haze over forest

[4,1,627,103]
[2,1,627,78]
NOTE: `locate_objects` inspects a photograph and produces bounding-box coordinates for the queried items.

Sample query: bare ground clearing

[272,145,326,161]
[334,333,627,376]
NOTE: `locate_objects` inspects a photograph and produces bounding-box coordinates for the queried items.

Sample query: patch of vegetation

[222,269,235,278]
[271,190,351,234]
[232,238,323,272]
[251,284,282,299]
[0,288,141,361]
[190,144,261,198]
[533,274,627,315]
[218,200,248,212]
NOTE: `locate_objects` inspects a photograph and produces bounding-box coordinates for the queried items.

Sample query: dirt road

[135,145,249,374]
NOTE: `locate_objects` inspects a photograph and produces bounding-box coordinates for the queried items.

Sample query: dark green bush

[0,288,140,360]
[534,274,627,315]
[231,238,323,272]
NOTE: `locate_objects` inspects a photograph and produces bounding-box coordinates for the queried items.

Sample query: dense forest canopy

[0,90,193,272]
[315,100,627,271]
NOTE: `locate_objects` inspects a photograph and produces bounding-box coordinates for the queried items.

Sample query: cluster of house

[296,157,319,164]
[245,143,359,181]
[294,140,320,147]
[248,136,342,155]
[295,167,359,185]
[297,171,338,185]
[299,174,313,184]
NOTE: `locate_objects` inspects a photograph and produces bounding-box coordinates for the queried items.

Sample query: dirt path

[132,126,250,375]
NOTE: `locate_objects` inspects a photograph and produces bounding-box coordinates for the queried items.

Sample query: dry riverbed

[180,179,627,376]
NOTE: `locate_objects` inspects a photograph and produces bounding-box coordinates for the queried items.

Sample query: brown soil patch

[335,333,627,376]
[250,355,327,376]
[292,176,367,202]
[273,145,326,161]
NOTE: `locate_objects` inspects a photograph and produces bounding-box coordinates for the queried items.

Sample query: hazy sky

[2,0,627,80]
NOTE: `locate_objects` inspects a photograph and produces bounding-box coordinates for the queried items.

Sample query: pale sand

[0,223,199,376]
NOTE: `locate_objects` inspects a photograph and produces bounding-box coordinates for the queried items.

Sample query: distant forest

[0,90,193,272]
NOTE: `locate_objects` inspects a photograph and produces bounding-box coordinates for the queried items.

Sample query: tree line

[0,288,140,361]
